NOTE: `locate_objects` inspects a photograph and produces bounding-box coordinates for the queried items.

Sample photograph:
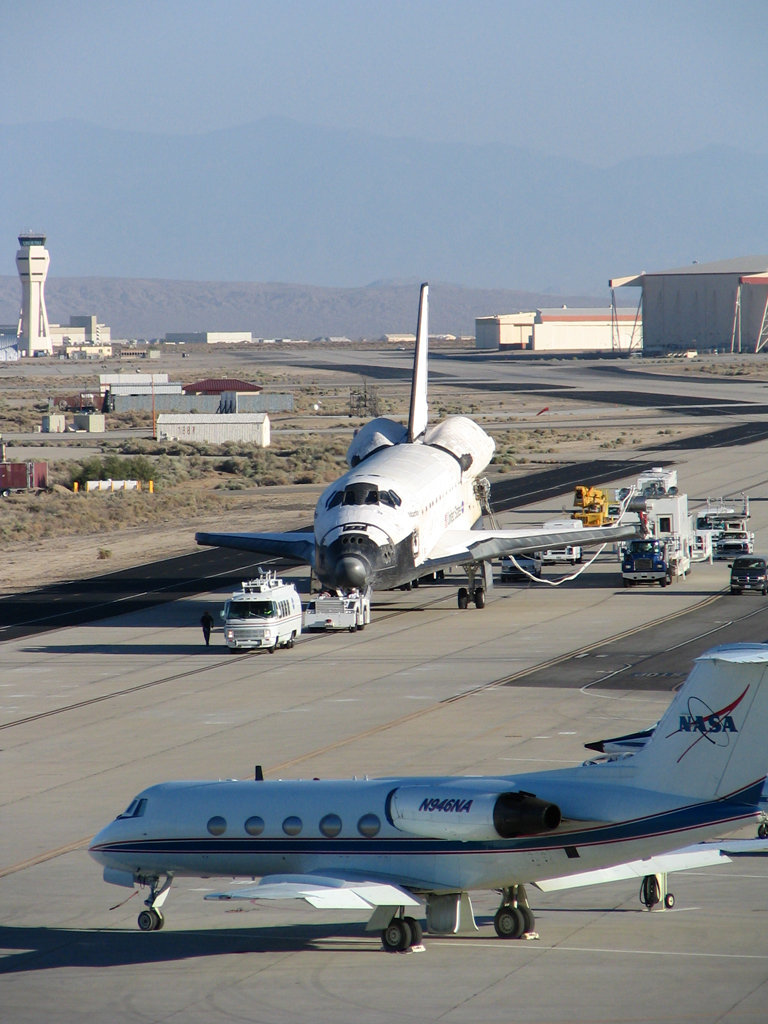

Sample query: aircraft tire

[403,917,422,945]
[138,908,162,931]
[475,587,485,609]
[494,906,525,939]
[520,906,535,933]
[382,919,412,952]
[458,588,469,610]
[664,893,675,909]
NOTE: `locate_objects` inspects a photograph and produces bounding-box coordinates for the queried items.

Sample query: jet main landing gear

[380,910,425,952]
[137,875,172,931]
[494,885,536,939]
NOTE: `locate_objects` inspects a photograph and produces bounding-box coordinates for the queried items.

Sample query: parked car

[729,556,768,595]
[501,553,542,581]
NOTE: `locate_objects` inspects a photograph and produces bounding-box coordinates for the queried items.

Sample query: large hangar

[611,256,768,354]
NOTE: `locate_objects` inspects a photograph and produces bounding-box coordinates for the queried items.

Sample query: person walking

[200,609,214,646]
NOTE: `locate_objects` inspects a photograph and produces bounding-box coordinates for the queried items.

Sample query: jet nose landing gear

[137,875,172,931]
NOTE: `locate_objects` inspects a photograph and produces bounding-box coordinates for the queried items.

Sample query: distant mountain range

[0,276,603,339]
[0,118,765,296]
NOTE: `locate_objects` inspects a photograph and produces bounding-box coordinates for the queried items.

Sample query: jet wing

[421,522,637,570]
[204,873,421,910]
[533,845,730,892]
[195,531,316,566]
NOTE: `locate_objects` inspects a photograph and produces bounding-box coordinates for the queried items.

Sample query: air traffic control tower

[16,232,52,356]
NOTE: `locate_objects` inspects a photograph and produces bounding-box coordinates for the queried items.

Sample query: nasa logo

[418,797,474,814]
[666,686,748,762]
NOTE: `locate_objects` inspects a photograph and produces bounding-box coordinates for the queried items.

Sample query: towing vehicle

[221,573,302,652]
[303,588,371,632]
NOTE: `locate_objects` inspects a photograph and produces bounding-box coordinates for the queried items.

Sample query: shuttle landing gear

[137,875,172,931]
[494,885,535,939]
[458,563,491,610]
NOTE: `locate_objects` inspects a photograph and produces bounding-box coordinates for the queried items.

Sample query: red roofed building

[183,378,262,395]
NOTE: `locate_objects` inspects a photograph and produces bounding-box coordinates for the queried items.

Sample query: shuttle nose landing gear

[137,875,172,931]
[494,885,536,939]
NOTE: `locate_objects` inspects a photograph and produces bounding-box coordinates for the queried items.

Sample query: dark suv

[730,556,768,595]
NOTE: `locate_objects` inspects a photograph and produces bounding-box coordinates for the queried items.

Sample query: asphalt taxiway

[3,435,768,1020]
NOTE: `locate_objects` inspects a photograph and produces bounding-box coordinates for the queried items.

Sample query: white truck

[221,573,302,652]
[540,545,582,566]
[303,589,371,632]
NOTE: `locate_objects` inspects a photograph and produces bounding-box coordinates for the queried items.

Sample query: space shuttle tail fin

[407,283,429,442]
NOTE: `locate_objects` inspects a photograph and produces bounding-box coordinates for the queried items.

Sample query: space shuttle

[197,284,637,606]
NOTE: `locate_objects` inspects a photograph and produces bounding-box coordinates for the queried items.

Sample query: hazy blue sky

[2,1,767,164]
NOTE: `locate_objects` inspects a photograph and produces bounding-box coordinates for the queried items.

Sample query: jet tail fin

[630,645,768,801]
[407,283,429,442]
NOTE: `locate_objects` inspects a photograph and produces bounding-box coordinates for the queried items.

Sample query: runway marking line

[0,837,92,879]
[439,940,768,960]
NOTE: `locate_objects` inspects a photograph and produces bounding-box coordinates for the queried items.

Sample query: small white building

[156,413,270,446]
[475,307,642,354]
[165,331,252,345]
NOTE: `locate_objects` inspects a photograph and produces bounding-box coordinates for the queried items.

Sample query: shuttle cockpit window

[326,490,343,510]
[342,482,379,506]
[117,798,147,820]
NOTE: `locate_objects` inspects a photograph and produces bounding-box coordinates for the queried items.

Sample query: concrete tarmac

[3,440,768,1021]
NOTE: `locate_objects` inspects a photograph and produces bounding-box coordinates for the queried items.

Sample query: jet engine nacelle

[387,786,561,841]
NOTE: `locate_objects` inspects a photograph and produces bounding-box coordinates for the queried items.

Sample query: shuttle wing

[421,522,637,570]
[195,530,316,566]
[205,873,421,910]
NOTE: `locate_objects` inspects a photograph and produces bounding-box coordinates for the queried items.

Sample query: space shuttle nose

[334,556,368,589]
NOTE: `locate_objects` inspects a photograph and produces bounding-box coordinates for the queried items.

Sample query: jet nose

[334,555,368,589]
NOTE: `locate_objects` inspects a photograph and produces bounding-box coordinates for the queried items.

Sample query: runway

[4,379,768,1020]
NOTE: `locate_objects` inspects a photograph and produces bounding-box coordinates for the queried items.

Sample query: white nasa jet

[196,284,636,608]
[91,643,768,949]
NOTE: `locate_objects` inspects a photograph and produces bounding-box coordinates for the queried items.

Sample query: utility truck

[221,573,302,652]
[303,589,371,632]
[622,537,671,587]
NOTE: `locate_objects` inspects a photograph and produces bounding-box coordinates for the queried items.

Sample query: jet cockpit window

[229,600,276,619]
[326,491,343,510]
[117,798,147,820]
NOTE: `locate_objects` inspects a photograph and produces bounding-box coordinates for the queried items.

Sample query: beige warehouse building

[156,413,270,446]
[476,307,641,354]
